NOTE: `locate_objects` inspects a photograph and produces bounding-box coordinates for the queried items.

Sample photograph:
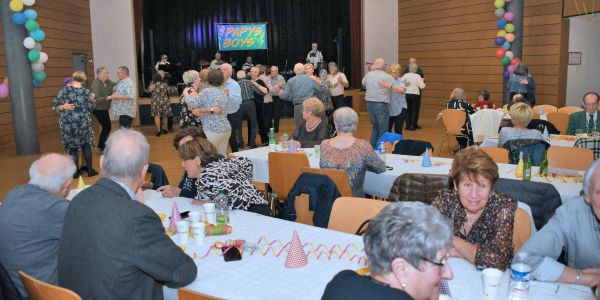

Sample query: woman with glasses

[322,201,453,300]
[433,147,517,270]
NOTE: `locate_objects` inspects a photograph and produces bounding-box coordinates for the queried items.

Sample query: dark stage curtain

[141,0,351,85]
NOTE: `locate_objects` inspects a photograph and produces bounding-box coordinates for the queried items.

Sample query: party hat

[542,126,549,141]
[285,230,308,268]
[168,201,181,233]
[77,176,85,189]
[421,148,432,167]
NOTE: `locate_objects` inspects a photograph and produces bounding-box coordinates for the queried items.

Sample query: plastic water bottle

[214,190,229,225]
[377,142,386,163]
[281,133,289,152]
[289,138,297,152]
[268,128,276,151]
[509,252,532,300]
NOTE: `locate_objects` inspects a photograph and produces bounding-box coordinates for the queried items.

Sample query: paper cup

[203,203,216,225]
[176,220,189,244]
[482,268,503,300]
[189,210,203,222]
[191,222,206,245]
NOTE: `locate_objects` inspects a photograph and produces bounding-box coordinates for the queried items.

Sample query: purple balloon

[0,84,8,98]
[63,77,73,86]
[504,11,515,22]
[505,0,512,2]
[495,37,506,46]
[507,64,516,74]
[503,71,510,79]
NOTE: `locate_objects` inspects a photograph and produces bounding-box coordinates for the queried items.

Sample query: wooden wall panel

[0,0,94,150]
[398,0,568,115]
[564,0,600,17]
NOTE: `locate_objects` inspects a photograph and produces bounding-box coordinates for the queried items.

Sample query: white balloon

[23,37,35,49]
[23,0,35,6]
[33,42,42,51]
[495,8,505,18]
[39,52,48,63]
[505,51,514,60]
[31,62,44,72]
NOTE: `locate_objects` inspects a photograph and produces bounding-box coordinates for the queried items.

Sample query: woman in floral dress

[148,70,173,136]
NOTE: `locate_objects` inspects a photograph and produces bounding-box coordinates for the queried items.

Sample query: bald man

[362,58,395,147]
[0,153,76,297]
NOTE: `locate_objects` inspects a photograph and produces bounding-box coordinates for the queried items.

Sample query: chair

[294,194,314,226]
[558,106,582,115]
[546,112,570,134]
[301,167,353,197]
[548,146,593,171]
[18,271,82,300]
[533,104,558,114]
[179,288,220,300]
[268,152,310,200]
[575,137,600,159]
[480,147,509,164]
[513,207,532,254]
[328,197,389,234]
[439,109,467,156]
[387,173,452,204]
[383,141,394,153]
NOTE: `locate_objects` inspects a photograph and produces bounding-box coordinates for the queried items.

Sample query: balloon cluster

[493,0,522,79]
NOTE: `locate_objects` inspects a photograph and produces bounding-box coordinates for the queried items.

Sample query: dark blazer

[284,173,341,228]
[58,178,197,300]
[567,111,600,135]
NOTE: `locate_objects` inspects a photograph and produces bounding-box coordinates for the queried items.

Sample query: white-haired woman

[323,202,453,300]
[327,62,349,110]
[401,63,425,131]
[319,107,386,196]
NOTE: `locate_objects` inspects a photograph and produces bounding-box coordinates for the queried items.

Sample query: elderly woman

[498,102,543,147]
[379,63,408,134]
[291,97,329,148]
[257,65,276,131]
[183,69,230,155]
[322,202,453,300]
[305,63,332,106]
[401,63,426,130]
[432,147,517,270]
[177,137,270,215]
[110,66,136,128]
[327,62,349,110]
[320,107,386,196]
[53,71,97,178]
[148,70,174,136]
[445,88,476,148]
[179,70,202,129]
[90,67,115,151]
[250,66,270,145]
[508,64,530,104]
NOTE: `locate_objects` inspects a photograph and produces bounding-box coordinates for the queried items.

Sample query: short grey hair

[408,63,418,73]
[102,129,149,182]
[96,66,107,76]
[302,97,324,118]
[293,63,305,75]
[182,70,199,85]
[220,63,232,73]
[29,153,76,193]
[364,202,452,275]
[236,70,246,79]
[118,66,129,76]
[328,62,338,69]
[373,58,385,70]
[333,107,358,133]
[584,158,600,197]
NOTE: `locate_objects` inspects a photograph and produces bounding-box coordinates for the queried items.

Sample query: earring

[401,282,407,289]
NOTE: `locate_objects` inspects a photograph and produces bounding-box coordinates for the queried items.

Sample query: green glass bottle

[539,150,549,176]
[523,153,532,181]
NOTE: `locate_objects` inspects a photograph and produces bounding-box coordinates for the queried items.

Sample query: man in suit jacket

[567,91,600,135]
[58,129,197,300]
[0,153,75,298]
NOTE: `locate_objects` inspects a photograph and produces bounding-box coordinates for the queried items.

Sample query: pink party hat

[168,201,181,233]
[285,230,308,268]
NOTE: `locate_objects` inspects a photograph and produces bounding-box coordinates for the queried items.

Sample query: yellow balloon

[497,30,507,37]
[9,0,24,12]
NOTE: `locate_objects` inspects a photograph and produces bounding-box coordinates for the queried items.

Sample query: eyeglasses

[421,254,449,270]
[584,102,599,107]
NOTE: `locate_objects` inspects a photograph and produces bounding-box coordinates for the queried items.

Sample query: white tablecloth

[139,190,593,300]
[481,134,576,148]
[233,147,583,202]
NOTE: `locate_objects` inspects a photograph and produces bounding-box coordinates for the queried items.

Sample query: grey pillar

[503,0,524,104]
[1,0,40,154]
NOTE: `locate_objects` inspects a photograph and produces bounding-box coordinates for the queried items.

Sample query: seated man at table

[0,153,75,298]
[518,158,600,287]
[566,91,600,135]
[58,129,197,300]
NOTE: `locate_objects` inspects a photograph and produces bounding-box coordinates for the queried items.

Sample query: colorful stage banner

[217,23,267,51]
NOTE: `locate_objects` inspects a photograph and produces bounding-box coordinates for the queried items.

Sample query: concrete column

[503,0,524,104]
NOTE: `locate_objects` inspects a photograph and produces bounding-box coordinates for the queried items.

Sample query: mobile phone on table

[222,247,242,262]
[170,211,189,219]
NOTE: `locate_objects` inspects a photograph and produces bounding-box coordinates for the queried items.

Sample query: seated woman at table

[177,137,270,215]
[291,97,329,148]
[320,107,386,197]
[445,88,476,149]
[322,202,453,300]
[432,147,517,270]
[498,102,543,147]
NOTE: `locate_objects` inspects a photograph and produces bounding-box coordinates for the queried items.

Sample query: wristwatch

[210,108,214,114]
[576,269,581,285]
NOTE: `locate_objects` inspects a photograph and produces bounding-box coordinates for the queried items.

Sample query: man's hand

[157,185,181,198]
[61,103,75,111]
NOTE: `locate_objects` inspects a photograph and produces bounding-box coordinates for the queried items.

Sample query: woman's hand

[293,140,301,148]
[61,103,75,111]
[519,78,529,85]
[191,108,207,117]
[213,106,222,114]
[157,185,181,198]
[582,268,600,287]
[377,80,392,89]
[110,93,118,100]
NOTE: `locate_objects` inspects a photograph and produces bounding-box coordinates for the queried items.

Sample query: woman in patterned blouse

[432,147,517,270]
[148,70,174,136]
[177,137,270,215]
[444,88,476,149]
[320,107,386,196]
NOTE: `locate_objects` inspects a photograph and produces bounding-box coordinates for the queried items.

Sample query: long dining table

[232,147,583,203]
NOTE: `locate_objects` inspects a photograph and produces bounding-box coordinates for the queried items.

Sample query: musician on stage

[306,43,323,69]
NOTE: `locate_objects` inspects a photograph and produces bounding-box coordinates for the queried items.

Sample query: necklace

[464,209,480,225]
[305,119,321,132]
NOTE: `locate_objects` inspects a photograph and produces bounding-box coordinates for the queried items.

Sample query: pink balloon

[504,11,514,22]
[507,64,516,74]
[0,84,9,98]
[505,33,516,43]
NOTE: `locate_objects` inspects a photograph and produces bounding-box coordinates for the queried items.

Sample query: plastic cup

[482,268,503,300]
[176,220,189,244]
[314,145,321,158]
[203,203,216,225]
[484,105,488,109]
[189,210,203,223]
[191,222,206,245]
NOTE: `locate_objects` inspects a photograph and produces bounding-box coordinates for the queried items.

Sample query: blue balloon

[502,71,510,79]
[32,79,41,88]
[497,19,507,29]
[495,36,506,46]
[12,12,26,24]
[30,29,45,42]
[23,9,37,20]
[502,41,511,50]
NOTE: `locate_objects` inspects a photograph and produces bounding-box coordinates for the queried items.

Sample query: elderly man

[362,58,395,147]
[220,63,242,152]
[110,66,137,128]
[566,91,600,135]
[210,52,223,69]
[236,70,261,148]
[518,158,600,287]
[0,153,75,298]
[280,63,325,130]
[306,42,323,69]
[58,129,197,300]
[269,65,286,132]
[401,57,424,79]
